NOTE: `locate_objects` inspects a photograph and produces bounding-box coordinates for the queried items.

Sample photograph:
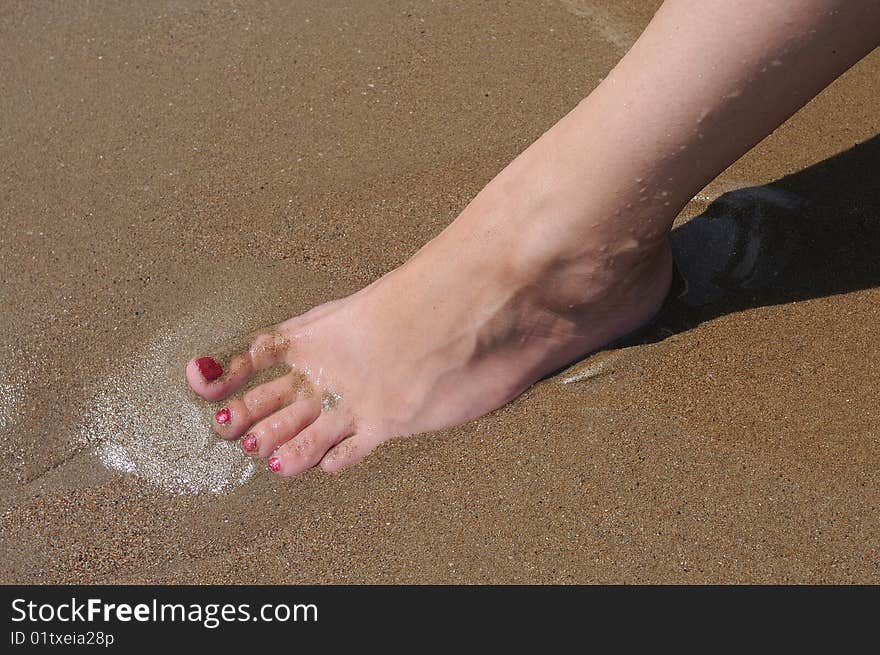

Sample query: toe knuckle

[295,435,314,455]
[249,331,290,366]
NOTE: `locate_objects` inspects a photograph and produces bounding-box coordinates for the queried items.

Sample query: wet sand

[1,1,878,583]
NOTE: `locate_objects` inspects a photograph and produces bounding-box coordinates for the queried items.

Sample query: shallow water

[86,329,255,495]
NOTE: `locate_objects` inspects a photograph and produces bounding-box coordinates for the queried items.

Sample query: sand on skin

[0,1,878,583]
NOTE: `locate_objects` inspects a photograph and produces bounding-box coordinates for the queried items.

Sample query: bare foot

[184,0,880,478]
[186,157,673,476]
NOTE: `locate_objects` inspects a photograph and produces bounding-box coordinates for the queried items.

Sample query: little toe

[212,372,303,440]
[268,412,355,477]
[186,330,290,402]
[245,397,322,459]
[319,432,379,473]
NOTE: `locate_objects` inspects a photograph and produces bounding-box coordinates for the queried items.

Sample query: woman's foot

[185,0,880,477]
[186,152,674,476]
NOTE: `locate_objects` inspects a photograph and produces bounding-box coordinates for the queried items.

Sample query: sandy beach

[1,0,878,583]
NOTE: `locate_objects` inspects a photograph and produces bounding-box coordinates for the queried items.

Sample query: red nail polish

[242,433,257,453]
[195,357,223,382]
[268,457,281,472]
[214,408,231,425]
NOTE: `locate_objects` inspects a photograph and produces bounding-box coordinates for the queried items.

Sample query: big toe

[186,331,290,402]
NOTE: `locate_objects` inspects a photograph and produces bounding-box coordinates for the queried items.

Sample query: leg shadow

[651,133,880,338]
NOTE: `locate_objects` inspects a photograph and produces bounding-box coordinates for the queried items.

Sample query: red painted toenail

[195,357,223,382]
[214,408,231,425]
[242,433,257,453]
[268,457,281,473]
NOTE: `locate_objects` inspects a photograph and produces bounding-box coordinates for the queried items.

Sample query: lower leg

[458,0,879,288]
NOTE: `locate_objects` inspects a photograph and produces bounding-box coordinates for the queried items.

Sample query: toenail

[195,357,223,382]
[267,457,281,473]
[214,408,231,425]
[242,433,257,453]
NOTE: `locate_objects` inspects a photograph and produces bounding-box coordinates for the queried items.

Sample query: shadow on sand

[643,133,880,341]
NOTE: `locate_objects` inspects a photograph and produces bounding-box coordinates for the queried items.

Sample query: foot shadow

[646,134,880,341]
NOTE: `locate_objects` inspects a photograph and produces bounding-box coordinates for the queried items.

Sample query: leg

[187,1,880,476]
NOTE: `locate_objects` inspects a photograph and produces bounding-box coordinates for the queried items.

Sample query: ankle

[471,188,674,315]
[530,236,673,317]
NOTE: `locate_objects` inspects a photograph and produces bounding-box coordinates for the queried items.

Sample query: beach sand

[1,1,878,583]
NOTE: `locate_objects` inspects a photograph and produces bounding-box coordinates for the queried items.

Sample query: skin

[187,1,880,477]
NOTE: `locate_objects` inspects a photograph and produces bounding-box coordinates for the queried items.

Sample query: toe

[319,432,378,473]
[211,372,305,440]
[186,352,254,401]
[245,396,322,459]
[268,412,355,477]
[186,330,290,402]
